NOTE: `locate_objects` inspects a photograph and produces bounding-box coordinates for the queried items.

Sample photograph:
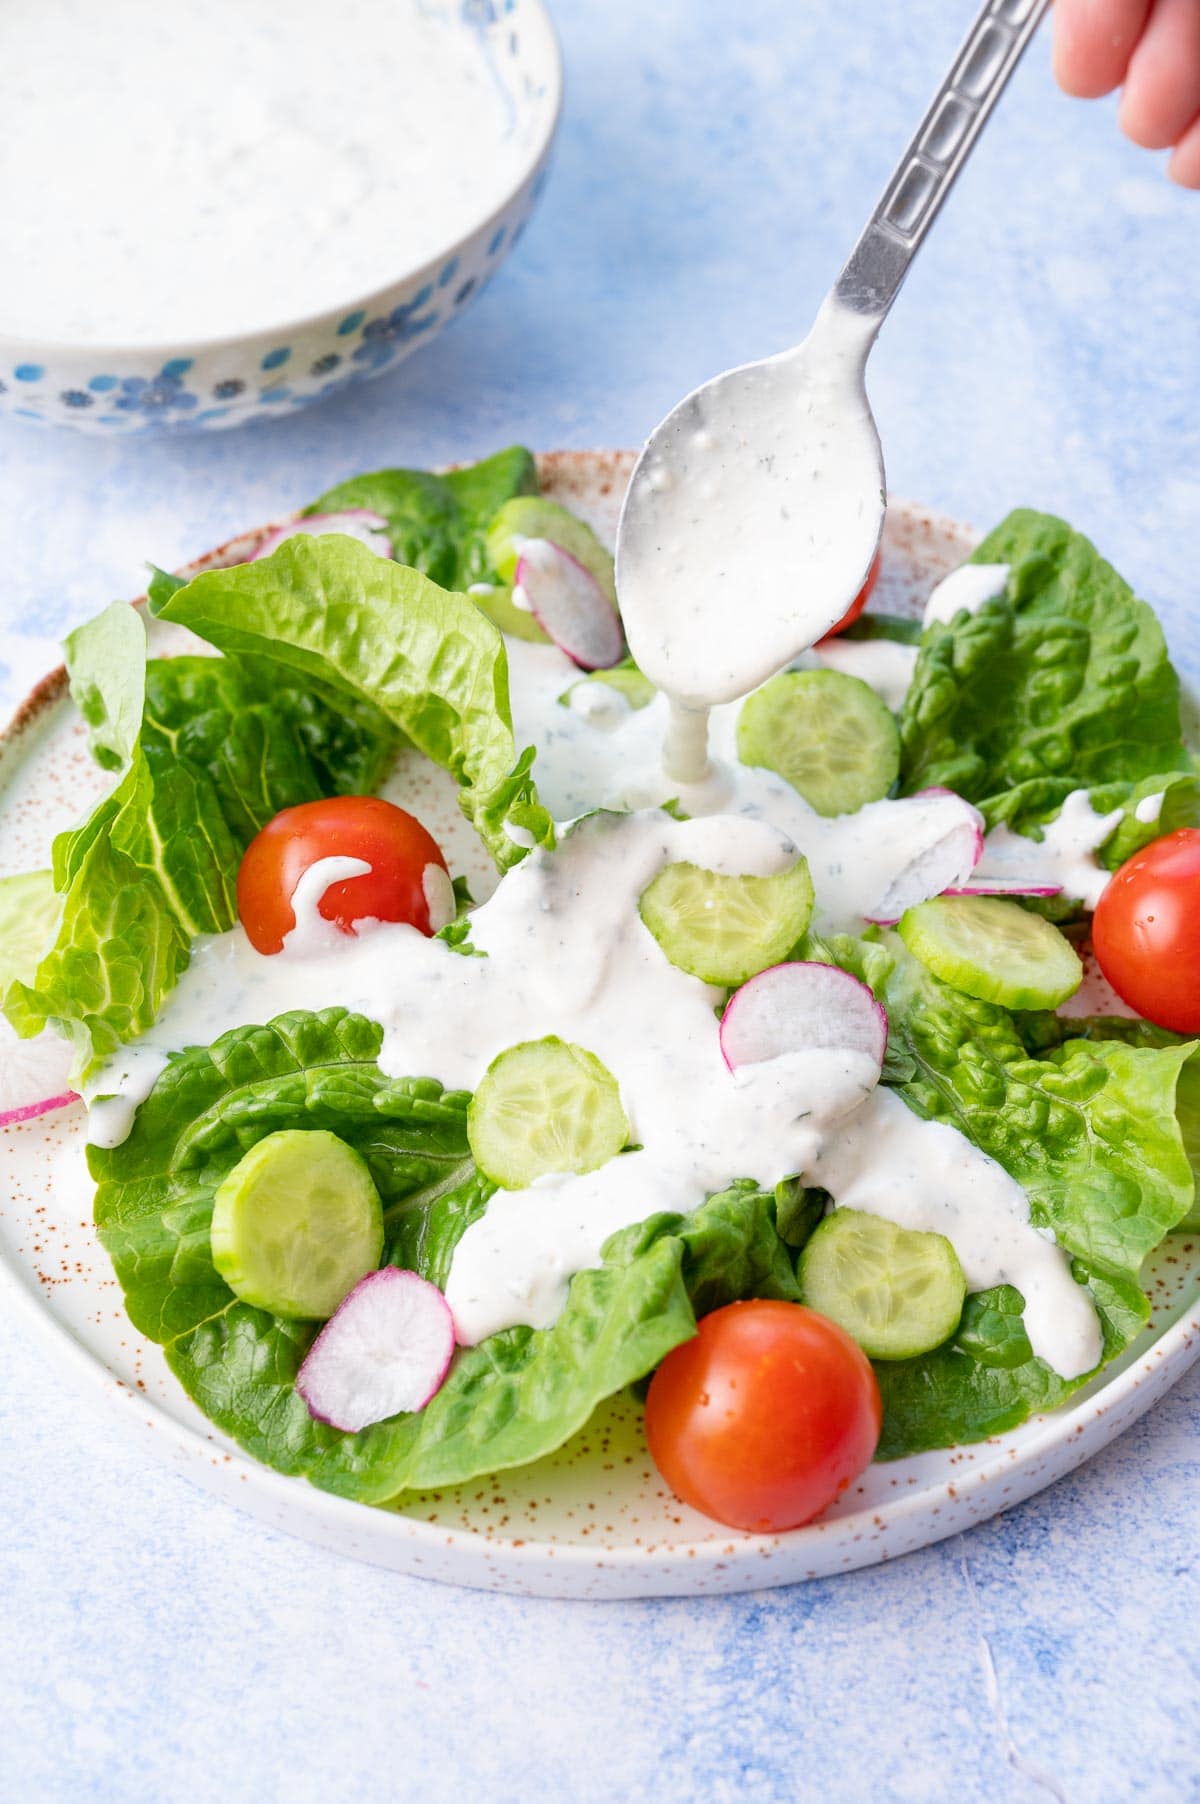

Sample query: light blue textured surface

[2,4,1197,1799]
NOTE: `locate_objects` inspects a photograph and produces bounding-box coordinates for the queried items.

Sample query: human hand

[1054,0,1200,188]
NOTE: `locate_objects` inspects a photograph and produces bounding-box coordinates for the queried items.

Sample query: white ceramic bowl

[0,0,561,436]
[2,450,1197,1597]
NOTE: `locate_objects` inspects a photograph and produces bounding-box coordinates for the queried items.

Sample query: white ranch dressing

[566,683,632,729]
[1135,790,1165,824]
[617,299,883,783]
[811,636,918,713]
[86,1047,172,1152]
[86,821,1100,1376]
[807,1087,1100,1378]
[85,855,445,1148]
[975,789,1125,910]
[504,638,975,930]
[922,563,1011,628]
[0,0,528,344]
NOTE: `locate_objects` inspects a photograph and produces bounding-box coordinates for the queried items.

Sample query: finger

[1118,0,1200,148]
[1167,111,1200,187]
[1053,0,1152,97]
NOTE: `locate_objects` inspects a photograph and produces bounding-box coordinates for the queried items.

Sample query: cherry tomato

[820,550,881,641]
[237,796,450,955]
[1092,828,1200,1033]
[644,1299,882,1532]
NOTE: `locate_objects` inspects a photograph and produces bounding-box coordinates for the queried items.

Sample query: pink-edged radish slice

[513,538,625,670]
[0,1090,78,1129]
[0,1020,77,1129]
[866,794,985,924]
[296,1266,455,1433]
[251,509,393,563]
[720,961,888,1074]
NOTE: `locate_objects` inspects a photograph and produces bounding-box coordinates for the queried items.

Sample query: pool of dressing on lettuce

[88,820,1101,1377]
[85,521,1122,1383]
[1,0,528,343]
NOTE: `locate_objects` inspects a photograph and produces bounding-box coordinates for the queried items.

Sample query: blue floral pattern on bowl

[351,289,440,371]
[112,369,199,419]
[0,0,559,436]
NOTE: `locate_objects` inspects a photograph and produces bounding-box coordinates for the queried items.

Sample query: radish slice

[0,1091,78,1129]
[296,1267,455,1433]
[251,509,393,563]
[0,1019,78,1129]
[720,961,888,1074]
[514,539,625,670]
[866,793,985,924]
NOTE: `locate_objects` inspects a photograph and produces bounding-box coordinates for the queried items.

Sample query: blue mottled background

[2,3,1197,1798]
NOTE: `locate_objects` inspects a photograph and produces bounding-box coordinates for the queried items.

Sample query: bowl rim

[0,0,563,364]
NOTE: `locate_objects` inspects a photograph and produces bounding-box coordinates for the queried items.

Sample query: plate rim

[3,453,1197,1595]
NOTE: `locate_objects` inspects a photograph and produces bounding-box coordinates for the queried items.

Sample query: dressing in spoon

[616,0,1050,784]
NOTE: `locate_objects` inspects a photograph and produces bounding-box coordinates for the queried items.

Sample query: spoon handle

[834,0,1050,325]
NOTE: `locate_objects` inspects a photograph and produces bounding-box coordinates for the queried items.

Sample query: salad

[2,444,1198,1536]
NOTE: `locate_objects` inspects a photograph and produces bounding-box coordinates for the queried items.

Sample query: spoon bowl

[617,300,885,712]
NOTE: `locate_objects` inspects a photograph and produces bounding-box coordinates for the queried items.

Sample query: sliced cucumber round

[467,1036,629,1189]
[798,1207,967,1360]
[593,662,654,707]
[639,858,814,986]
[561,661,656,712]
[736,668,901,817]
[210,1129,383,1321]
[486,497,617,603]
[898,894,1082,1009]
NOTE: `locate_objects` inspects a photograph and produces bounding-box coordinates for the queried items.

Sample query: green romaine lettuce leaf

[65,600,146,772]
[1017,1010,1200,1231]
[146,565,187,612]
[307,445,538,591]
[0,870,60,989]
[154,535,553,868]
[900,510,1191,802]
[871,938,1195,1455]
[5,649,400,1077]
[90,1007,800,1501]
[1097,770,1200,871]
[974,764,1199,879]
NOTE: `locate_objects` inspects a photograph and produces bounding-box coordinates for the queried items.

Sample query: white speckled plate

[2,451,1197,1598]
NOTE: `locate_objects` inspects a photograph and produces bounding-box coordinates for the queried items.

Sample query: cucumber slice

[898,894,1082,1009]
[561,660,657,712]
[472,582,552,645]
[639,858,814,986]
[210,1129,383,1321]
[798,1207,967,1359]
[467,1036,629,1188]
[486,497,618,604]
[737,669,901,816]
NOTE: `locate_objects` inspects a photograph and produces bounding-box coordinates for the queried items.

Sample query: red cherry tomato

[237,796,450,955]
[820,550,882,641]
[644,1299,882,1532]
[1092,827,1200,1033]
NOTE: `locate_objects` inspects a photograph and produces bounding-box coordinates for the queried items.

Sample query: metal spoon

[616,0,1050,775]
